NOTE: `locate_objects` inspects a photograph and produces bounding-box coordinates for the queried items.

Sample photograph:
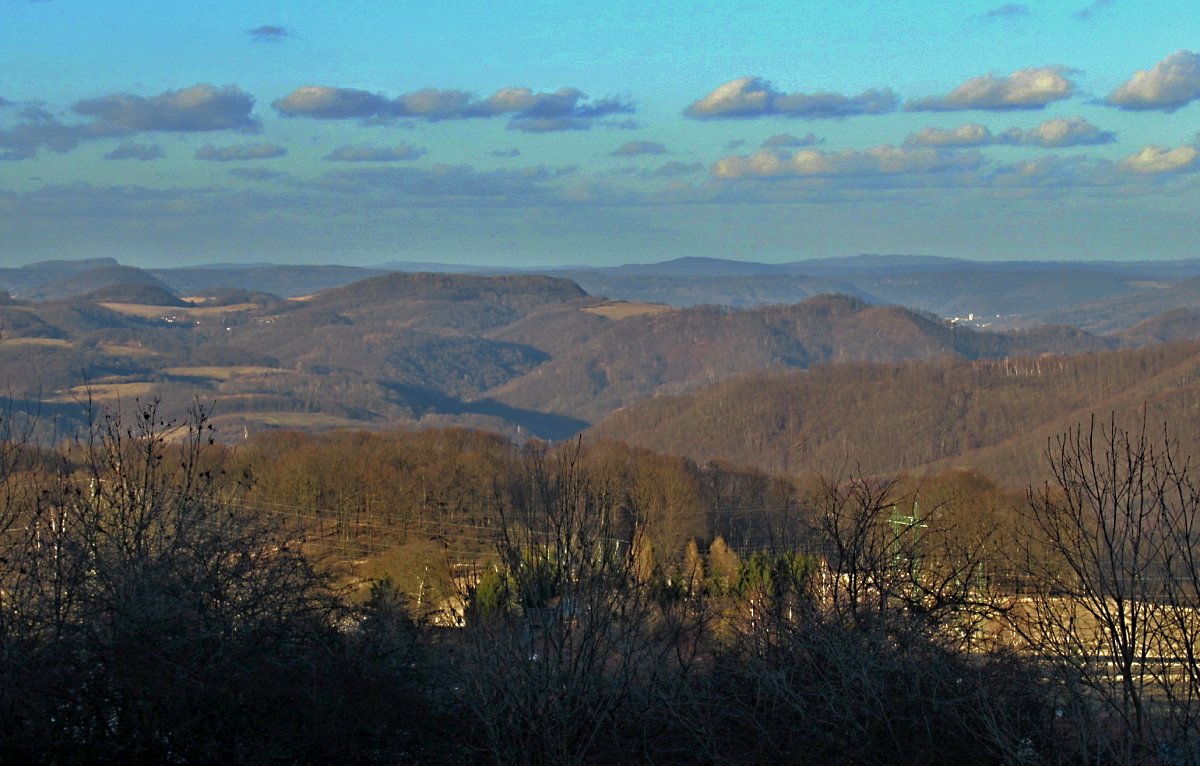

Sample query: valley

[2,254,1198,485]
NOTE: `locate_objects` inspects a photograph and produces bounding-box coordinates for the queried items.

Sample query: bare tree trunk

[1013,415,1200,762]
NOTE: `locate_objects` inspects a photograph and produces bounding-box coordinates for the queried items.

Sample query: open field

[582,301,674,320]
[212,411,375,429]
[2,337,72,349]
[97,341,160,358]
[49,381,158,402]
[163,365,289,381]
[98,302,261,318]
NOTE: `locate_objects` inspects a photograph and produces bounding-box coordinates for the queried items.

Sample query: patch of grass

[164,365,287,381]
[98,302,261,319]
[2,337,72,349]
[49,381,158,402]
[212,412,371,429]
[98,341,159,357]
[582,301,674,320]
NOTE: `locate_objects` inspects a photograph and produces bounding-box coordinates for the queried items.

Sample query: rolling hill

[0,261,1191,449]
[486,294,1114,422]
[589,342,1200,486]
[1023,277,1200,333]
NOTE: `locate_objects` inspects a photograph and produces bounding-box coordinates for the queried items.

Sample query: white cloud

[273,85,633,131]
[1120,145,1200,174]
[711,145,982,179]
[1004,117,1114,147]
[74,84,261,132]
[989,155,1120,189]
[904,117,1114,149]
[272,86,390,119]
[685,76,898,119]
[907,66,1075,111]
[904,124,993,147]
[2,85,270,160]
[1107,51,1200,112]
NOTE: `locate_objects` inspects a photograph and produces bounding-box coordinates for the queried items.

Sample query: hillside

[589,342,1200,486]
[10,254,1199,326]
[228,272,590,392]
[300,271,589,331]
[848,268,1149,320]
[78,284,190,307]
[1116,308,1200,345]
[487,294,1114,422]
[1025,277,1200,332]
[555,272,872,308]
[0,262,179,303]
[0,272,600,440]
[0,258,120,299]
[150,264,391,298]
[553,260,1200,323]
[0,264,1185,447]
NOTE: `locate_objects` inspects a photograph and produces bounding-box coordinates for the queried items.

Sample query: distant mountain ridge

[0,266,1138,442]
[5,254,1199,329]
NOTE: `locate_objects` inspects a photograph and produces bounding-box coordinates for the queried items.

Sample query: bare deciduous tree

[458,443,701,764]
[1015,416,1200,762]
[0,399,423,764]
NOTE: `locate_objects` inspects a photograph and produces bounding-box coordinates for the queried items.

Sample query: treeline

[488,294,1114,423]
[592,341,1200,485]
[227,426,1022,579]
[4,404,1200,763]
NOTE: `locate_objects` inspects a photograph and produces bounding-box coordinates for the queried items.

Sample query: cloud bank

[74,84,261,132]
[1120,145,1200,174]
[904,117,1114,148]
[273,85,633,132]
[685,77,898,119]
[907,66,1075,111]
[711,145,982,179]
[1107,51,1200,112]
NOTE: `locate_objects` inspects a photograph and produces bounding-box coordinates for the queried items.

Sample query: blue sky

[1,0,1199,267]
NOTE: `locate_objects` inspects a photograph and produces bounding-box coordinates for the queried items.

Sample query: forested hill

[298,271,589,331]
[0,264,1184,443]
[488,294,1114,422]
[589,341,1200,487]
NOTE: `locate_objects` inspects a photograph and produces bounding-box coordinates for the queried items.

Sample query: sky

[1,0,1199,268]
